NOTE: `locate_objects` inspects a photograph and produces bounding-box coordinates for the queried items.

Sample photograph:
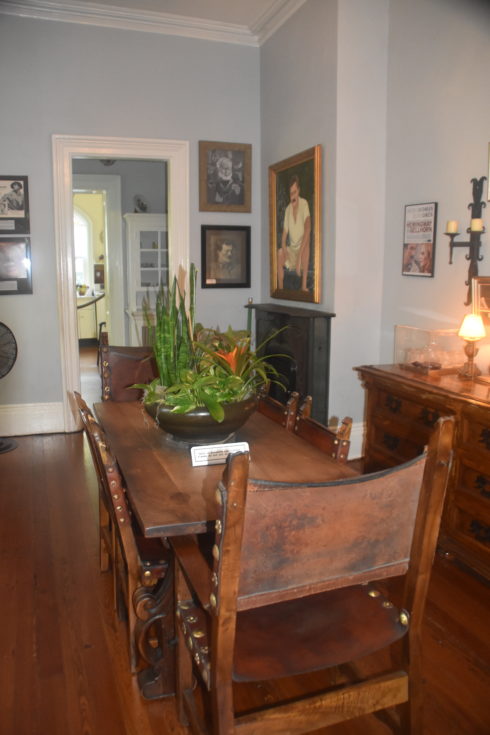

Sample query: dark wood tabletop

[94,401,357,538]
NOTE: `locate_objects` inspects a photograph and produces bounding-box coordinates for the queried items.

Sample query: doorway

[52,135,189,433]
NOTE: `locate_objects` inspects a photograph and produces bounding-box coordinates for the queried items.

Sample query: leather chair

[171,416,454,734]
[74,392,171,676]
[99,332,157,402]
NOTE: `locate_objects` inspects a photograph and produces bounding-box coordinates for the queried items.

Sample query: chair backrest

[257,390,300,431]
[294,413,353,463]
[212,416,454,616]
[99,335,157,401]
[73,391,148,580]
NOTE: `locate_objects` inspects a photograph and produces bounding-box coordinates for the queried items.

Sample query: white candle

[471,218,484,232]
[446,220,458,233]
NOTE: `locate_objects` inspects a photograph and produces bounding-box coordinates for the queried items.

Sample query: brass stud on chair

[215,520,222,534]
[212,544,220,561]
[368,589,381,597]
[399,611,409,626]
[209,593,217,608]
[192,630,205,639]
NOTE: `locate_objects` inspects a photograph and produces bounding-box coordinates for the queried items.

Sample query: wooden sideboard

[355,364,490,580]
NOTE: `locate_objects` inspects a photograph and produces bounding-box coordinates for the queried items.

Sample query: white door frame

[52,134,189,432]
[73,174,124,344]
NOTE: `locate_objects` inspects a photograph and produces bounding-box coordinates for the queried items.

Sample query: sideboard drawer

[373,387,445,434]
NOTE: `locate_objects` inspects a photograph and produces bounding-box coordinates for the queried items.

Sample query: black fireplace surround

[247,303,334,425]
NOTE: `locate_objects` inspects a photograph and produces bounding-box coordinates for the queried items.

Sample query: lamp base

[458,360,481,380]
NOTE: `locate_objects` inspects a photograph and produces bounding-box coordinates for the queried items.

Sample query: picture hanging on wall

[0,237,32,294]
[0,176,30,235]
[201,225,250,288]
[269,145,321,304]
[402,202,437,277]
[472,276,490,324]
[199,141,251,213]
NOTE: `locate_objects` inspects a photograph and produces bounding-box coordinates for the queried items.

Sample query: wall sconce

[446,176,487,305]
[458,312,486,379]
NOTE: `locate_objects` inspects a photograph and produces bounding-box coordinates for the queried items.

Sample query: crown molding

[0,0,257,45]
[251,0,309,44]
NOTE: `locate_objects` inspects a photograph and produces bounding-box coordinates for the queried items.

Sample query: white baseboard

[349,421,365,460]
[0,402,67,436]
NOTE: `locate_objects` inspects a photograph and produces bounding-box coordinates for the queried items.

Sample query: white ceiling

[0,0,308,45]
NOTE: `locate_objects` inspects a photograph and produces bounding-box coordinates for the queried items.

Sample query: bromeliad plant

[135,264,284,423]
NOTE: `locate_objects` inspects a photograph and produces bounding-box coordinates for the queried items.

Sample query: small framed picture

[0,237,32,294]
[199,141,251,213]
[269,145,322,303]
[402,202,437,277]
[473,276,490,324]
[201,225,251,289]
[0,176,30,235]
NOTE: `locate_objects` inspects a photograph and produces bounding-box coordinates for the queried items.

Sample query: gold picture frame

[199,141,251,213]
[472,276,490,323]
[269,145,321,303]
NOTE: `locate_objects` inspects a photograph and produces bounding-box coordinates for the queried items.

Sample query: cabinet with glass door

[125,213,168,345]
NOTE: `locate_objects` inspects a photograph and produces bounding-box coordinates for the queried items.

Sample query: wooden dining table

[94,401,358,537]
[93,400,358,699]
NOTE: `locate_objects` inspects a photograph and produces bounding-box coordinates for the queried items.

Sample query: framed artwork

[201,225,251,289]
[473,276,490,324]
[402,202,437,277]
[0,176,30,235]
[199,141,251,213]
[0,237,32,294]
[269,145,321,304]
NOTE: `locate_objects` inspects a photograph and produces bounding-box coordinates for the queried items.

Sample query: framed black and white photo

[201,225,250,288]
[0,237,32,294]
[402,202,437,277]
[0,176,30,235]
[199,141,251,213]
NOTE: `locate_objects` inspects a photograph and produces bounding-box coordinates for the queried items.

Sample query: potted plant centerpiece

[135,264,283,443]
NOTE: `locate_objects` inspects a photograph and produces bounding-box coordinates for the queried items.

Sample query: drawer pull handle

[469,520,490,545]
[385,395,401,414]
[419,407,440,427]
[475,475,490,499]
[478,428,490,451]
[383,433,400,451]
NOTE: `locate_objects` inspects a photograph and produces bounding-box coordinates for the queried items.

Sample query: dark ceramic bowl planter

[145,395,258,445]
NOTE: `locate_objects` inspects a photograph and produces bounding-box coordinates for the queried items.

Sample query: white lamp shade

[458,313,486,341]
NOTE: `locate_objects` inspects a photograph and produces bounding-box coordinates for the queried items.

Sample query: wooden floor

[0,351,488,734]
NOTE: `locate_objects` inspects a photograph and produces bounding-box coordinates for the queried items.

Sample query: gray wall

[260,0,389,424]
[1,0,490,434]
[382,0,490,370]
[0,15,260,407]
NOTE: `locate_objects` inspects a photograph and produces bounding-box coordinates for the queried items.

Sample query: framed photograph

[0,237,32,294]
[473,276,490,324]
[201,225,250,288]
[269,145,321,304]
[199,141,251,213]
[402,202,437,277]
[0,176,30,234]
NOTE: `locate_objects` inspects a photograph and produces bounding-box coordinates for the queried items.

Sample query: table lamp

[458,313,486,379]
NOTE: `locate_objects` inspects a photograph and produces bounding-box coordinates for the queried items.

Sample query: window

[73,209,92,287]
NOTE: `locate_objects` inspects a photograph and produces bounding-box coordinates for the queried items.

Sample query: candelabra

[446,175,487,305]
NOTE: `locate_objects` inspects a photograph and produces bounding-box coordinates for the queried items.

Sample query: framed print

[201,225,250,288]
[0,237,32,294]
[199,141,251,213]
[269,145,321,304]
[0,176,30,234]
[473,276,490,324]
[402,202,437,277]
